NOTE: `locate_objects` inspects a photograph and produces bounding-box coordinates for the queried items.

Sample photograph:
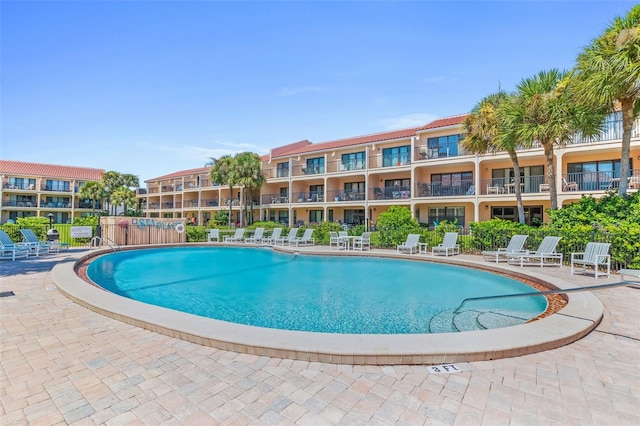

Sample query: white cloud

[423,76,447,84]
[380,113,439,130]
[277,86,328,97]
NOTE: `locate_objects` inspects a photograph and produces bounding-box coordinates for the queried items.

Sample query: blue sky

[2,1,636,184]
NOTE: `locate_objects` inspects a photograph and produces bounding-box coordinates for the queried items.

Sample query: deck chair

[482,234,528,263]
[329,231,345,249]
[562,177,578,191]
[352,232,371,251]
[275,228,299,245]
[432,232,460,256]
[244,228,265,244]
[207,229,220,242]
[20,228,58,254]
[571,242,611,278]
[223,228,245,242]
[262,228,282,245]
[0,230,30,260]
[291,229,314,246]
[397,234,420,254]
[507,236,562,267]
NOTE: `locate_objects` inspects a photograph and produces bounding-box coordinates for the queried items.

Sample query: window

[8,178,36,190]
[431,172,473,196]
[305,157,324,174]
[341,152,365,170]
[309,210,323,223]
[45,180,70,192]
[276,162,289,178]
[491,206,543,226]
[309,185,324,201]
[382,146,410,167]
[383,179,410,199]
[427,134,464,158]
[344,209,365,225]
[567,160,629,191]
[428,207,465,227]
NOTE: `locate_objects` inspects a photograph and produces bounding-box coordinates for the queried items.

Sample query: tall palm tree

[574,5,640,196]
[111,186,136,216]
[500,69,606,210]
[209,155,236,227]
[462,91,526,223]
[78,181,106,216]
[234,152,264,226]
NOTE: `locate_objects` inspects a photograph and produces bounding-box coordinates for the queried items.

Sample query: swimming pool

[87,246,547,334]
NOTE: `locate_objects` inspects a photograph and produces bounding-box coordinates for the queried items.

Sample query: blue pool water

[87,247,547,334]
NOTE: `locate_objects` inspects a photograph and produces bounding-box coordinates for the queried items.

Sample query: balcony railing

[292,191,324,203]
[571,115,640,145]
[479,176,546,195]
[370,186,411,200]
[367,154,411,169]
[565,169,640,192]
[292,164,325,177]
[328,189,365,202]
[327,159,366,173]
[415,180,475,197]
[413,144,469,161]
[3,183,37,190]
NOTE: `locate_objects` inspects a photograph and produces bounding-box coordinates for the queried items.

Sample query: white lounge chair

[275,228,299,245]
[291,229,314,246]
[244,228,265,244]
[507,236,562,267]
[482,234,528,263]
[20,228,58,255]
[262,228,282,245]
[352,232,371,251]
[207,229,220,242]
[397,234,420,254]
[571,242,611,278]
[432,232,460,257]
[224,228,245,242]
[0,230,30,260]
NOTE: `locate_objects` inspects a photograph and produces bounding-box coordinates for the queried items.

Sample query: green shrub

[376,206,421,247]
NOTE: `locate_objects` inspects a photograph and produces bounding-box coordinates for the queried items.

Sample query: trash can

[46,229,60,241]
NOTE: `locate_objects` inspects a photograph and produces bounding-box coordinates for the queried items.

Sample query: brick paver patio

[1,249,639,425]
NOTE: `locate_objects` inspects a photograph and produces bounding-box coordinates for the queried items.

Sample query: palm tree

[209,155,236,227]
[78,181,106,216]
[111,186,137,216]
[461,91,526,223]
[234,152,264,226]
[573,5,640,196]
[500,69,606,209]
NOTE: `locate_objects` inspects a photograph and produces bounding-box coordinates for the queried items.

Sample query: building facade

[0,161,105,224]
[138,111,640,227]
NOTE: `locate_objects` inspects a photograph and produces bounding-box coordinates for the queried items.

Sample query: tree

[234,152,265,226]
[111,186,137,216]
[209,155,236,227]
[462,91,526,224]
[574,5,640,197]
[77,181,106,216]
[500,69,606,209]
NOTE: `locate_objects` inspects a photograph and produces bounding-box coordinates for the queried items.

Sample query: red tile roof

[270,140,313,158]
[271,128,420,158]
[0,160,104,181]
[146,166,211,182]
[417,114,468,131]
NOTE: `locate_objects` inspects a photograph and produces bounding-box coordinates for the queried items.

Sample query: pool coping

[52,244,604,365]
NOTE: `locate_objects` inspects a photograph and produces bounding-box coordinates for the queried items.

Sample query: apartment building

[0,160,105,224]
[137,112,640,228]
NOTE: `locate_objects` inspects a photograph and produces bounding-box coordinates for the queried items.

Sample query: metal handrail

[90,236,122,252]
[454,281,640,313]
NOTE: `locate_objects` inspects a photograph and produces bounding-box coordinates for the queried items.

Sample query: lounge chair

[19,228,58,254]
[291,229,314,246]
[0,230,30,260]
[262,228,282,245]
[207,229,220,242]
[571,242,611,278]
[352,232,371,251]
[562,177,578,191]
[275,228,299,245]
[507,236,562,267]
[244,228,265,244]
[397,234,420,254]
[482,234,528,263]
[432,232,460,256]
[223,228,245,242]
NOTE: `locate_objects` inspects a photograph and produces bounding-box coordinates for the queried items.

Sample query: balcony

[368,154,411,169]
[293,164,325,177]
[328,189,365,202]
[262,194,289,204]
[415,181,475,197]
[479,176,546,195]
[3,183,36,190]
[413,144,469,161]
[293,191,324,203]
[565,169,640,192]
[327,159,366,173]
[370,186,411,200]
